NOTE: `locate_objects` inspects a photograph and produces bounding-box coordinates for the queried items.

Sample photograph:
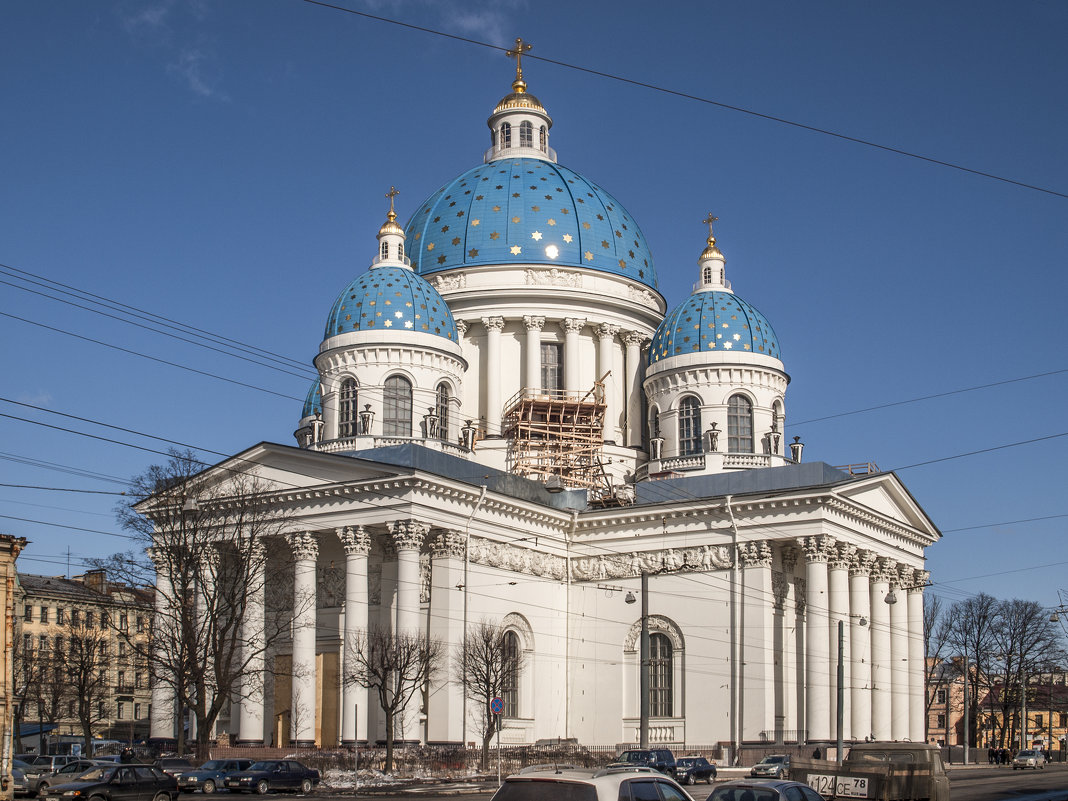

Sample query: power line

[0,483,125,495]
[301,0,1068,201]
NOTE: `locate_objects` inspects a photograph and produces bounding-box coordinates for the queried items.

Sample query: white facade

[150,62,940,752]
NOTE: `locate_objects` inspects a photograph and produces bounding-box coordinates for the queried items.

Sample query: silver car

[750,755,791,779]
[1012,749,1045,770]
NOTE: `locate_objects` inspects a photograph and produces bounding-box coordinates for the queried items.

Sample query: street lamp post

[625,572,650,748]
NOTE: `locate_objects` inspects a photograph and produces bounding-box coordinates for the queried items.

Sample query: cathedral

[149,47,939,755]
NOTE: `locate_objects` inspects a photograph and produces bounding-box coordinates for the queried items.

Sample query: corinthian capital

[481,316,505,333]
[388,519,430,552]
[739,540,773,568]
[337,525,371,556]
[430,528,466,559]
[523,315,545,332]
[596,323,619,342]
[561,317,586,335]
[288,532,318,561]
[829,542,856,571]
[798,535,836,563]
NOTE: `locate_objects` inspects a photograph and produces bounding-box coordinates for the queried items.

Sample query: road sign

[491,696,504,715]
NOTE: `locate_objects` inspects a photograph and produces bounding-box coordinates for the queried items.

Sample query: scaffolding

[502,374,615,498]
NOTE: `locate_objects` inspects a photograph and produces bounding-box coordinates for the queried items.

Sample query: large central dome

[404,158,658,290]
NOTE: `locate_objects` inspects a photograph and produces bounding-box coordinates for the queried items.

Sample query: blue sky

[2,1,1067,611]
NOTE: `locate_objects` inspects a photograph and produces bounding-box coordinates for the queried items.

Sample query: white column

[149,549,176,740]
[596,324,619,443]
[780,547,801,740]
[389,519,429,743]
[828,543,854,742]
[237,538,266,745]
[290,532,318,747]
[890,566,911,741]
[801,536,833,743]
[849,551,875,742]
[523,316,544,391]
[869,559,893,741]
[561,318,585,394]
[622,332,644,447]
[339,526,371,745]
[482,317,504,437]
[907,571,929,743]
[427,529,467,745]
[740,541,774,740]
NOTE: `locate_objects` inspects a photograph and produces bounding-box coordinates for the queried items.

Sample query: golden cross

[386,186,400,219]
[702,213,718,236]
[506,37,532,82]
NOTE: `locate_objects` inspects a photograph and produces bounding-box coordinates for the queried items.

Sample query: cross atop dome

[376,186,408,268]
[506,37,532,91]
[485,36,554,164]
[697,214,728,291]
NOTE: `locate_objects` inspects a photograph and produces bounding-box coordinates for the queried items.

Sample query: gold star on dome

[531,231,543,241]
[384,320,392,327]
[510,245,522,255]
[493,205,501,212]
[405,321,413,329]
[469,248,479,257]
[584,251,594,261]
[437,255,446,264]
[441,225,449,233]
[582,221,592,230]
[490,231,500,240]
[531,205,540,212]
[547,218,556,226]
[451,237,461,245]
[601,240,610,249]
[562,234,573,243]
[512,216,521,224]
[471,219,480,226]
[427,242,435,251]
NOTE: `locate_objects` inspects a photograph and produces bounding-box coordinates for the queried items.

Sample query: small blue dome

[324,266,458,342]
[405,158,658,289]
[649,290,781,364]
[301,380,321,419]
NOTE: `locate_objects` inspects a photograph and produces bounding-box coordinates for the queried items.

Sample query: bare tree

[344,626,444,772]
[944,592,1000,748]
[61,621,114,752]
[454,620,524,770]
[923,593,952,740]
[13,634,63,751]
[104,449,297,760]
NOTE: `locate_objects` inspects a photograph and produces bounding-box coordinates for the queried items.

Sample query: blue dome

[324,265,458,343]
[405,158,658,289]
[301,380,321,419]
[649,290,781,364]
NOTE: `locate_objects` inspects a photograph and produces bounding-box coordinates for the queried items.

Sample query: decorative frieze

[596,323,619,342]
[627,285,658,308]
[433,273,467,292]
[525,268,581,287]
[455,319,468,337]
[570,544,732,581]
[871,557,898,584]
[772,570,788,612]
[420,552,431,604]
[317,564,344,608]
[909,570,930,592]
[795,576,807,615]
[781,546,800,574]
[467,537,567,581]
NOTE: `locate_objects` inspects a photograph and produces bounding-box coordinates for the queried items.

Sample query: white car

[1012,749,1045,770]
[490,764,696,801]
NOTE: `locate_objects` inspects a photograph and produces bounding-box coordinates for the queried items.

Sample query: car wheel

[203,780,216,794]
[684,773,695,785]
[37,783,48,793]
[256,780,270,795]
[152,792,171,801]
[299,780,312,794]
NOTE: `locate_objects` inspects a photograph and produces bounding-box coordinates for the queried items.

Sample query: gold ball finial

[700,213,723,261]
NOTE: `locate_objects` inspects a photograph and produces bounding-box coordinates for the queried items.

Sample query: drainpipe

[462,485,488,748]
[725,495,741,765]
[565,509,578,741]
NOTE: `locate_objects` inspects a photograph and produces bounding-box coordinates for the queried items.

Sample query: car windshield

[1017,751,1035,757]
[199,761,226,770]
[77,768,116,782]
[710,788,779,801]
[494,780,597,801]
[248,762,276,771]
[762,757,786,764]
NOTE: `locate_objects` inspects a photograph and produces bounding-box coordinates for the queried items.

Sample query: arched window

[435,383,450,442]
[519,121,533,148]
[339,379,358,438]
[728,394,754,452]
[380,241,388,260]
[383,375,412,436]
[678,397,702,456]
[501,122,511,148]
[649,633,673,717]
[501,630,520,717]
[702,264,712,285]
[397,241,404,260]
[649,406,661,438]
[539,125,547,151]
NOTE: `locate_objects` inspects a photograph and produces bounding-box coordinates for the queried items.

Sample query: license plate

[807,774,869,798]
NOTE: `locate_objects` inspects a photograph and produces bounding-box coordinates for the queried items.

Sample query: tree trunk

[384,709,395,773]
[481,726,494,771]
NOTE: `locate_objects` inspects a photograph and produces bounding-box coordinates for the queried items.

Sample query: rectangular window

[85,611,94,628]
[118,641,126,657]
[119,614,128,631]
[135,672,143,689]
[71,609,81,626]
[39,607,49,624]
[937,714,946,728]
[56,608,65,625]
[936,689,946,704]
[540,343,563,392]
[118,670,126,690]
[22,634,30,654]
[1060,713,1067,728]
[1035,714,1043,727]
[136,616,145,633]
[23,604,32,621]
[134,703,142,720]
[117,702,125,720]
[382,376,413,436]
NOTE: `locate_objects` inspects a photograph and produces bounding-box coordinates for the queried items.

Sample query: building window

[136,616,145,633]
[383,375,413,436]
[936,688,946,704]
[727,394,754,452]
[435,383,450,442]
[38,635,48,653]
[117,702,125,720]
[23,604,32,621]
[85,611,94,628]
[936,714,946,728]
[135,703,142,720]
[39,607,48,624]
[380,241,388,260]
[500,122,511,148]
[501,630,520,718]
[520,121,533,148]
[57,608,65,625]
[1035,714,1043,727]
[1060,713,1067,728]
[71,610,81,626]
[55,637,64,654]
[118,641,126,658]
[539,125,547,150]
[135,672,144,689]
[541,342,562,392]
[398,241,404,260]
[649,633,673,717]
[678,397,702,456]
[101,611,109,628]
[22,634,30,654]
[339,379,359,438]
[118,670,126,690]
[119,614,128,631]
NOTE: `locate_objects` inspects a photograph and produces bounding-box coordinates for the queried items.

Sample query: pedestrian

[987,747,994,764]
[812,747,822,760]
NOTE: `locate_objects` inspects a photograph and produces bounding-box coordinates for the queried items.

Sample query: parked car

[23,755,78,774]
[750,755,791,779]
[154,758,196,778]
[223,760,320,794]
[39,765,178,801]
[675,756,717,785]
[709,779,825,801]
[491,764,695,801]
[11,765,30,797]
[1012,749,1046,770]
[611,748,678,777]
[35,759,111,794]
[178,759,255,794]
